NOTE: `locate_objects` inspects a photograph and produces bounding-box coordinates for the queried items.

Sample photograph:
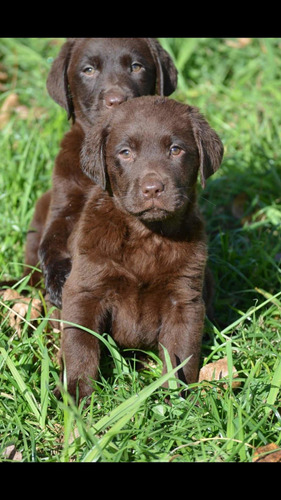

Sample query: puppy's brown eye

[119,149,132,160]
[131,62,143,73]
[170,145,183,156]
[83,66,95,76]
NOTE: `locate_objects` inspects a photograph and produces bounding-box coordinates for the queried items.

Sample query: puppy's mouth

[136,206,171,221]
[130,200,175,222]
[114,191,189,222]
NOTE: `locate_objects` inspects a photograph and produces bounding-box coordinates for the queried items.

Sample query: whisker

[198,194,217,207]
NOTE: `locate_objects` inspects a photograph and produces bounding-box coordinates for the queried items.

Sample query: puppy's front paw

[43,258,72,309]
[54,373,94,402]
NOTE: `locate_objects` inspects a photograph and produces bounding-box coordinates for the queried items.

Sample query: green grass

[0,37,281,462]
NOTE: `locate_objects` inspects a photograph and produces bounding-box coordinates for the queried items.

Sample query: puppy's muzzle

[141,176,165,200]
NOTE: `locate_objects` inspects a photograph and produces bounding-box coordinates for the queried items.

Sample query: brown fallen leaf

[1,288,41,336]
[0,92,47,128]
[1,92,19,112]
[199,356,240,388]
[253,443,281,463]
[0,70,8,82]
[3,444,22,462]
[0,93,19,129]
[226,38,252,49]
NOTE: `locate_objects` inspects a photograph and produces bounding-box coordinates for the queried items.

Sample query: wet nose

[104,90,127,108]
[141,178,165,199]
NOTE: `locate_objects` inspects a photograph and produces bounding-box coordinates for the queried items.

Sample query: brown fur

[60,96,223,399]
[24,38,177,305]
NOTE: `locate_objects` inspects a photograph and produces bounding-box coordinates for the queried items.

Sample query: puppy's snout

[141,177,164,199]
[104,89,127,108]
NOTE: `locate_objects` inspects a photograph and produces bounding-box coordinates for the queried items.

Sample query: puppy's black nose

[141,178,164,199]
[104,90,127,108]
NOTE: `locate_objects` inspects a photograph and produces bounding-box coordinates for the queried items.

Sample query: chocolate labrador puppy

[60,96,223,399]
[24,38,177,306]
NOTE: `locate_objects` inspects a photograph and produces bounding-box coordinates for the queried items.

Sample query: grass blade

[220,290,281,336]
[162,344,179,391]
[104,333,130,376]
[82,356,191,462]
[0,346,41,423]
[40,346,49,428]
[265,356,281,416]
[226,340,233,390]
[226,397,234,454]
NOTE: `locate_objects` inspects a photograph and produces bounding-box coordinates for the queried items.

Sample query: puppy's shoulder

[75,191,127,250]
[53,123,87,181]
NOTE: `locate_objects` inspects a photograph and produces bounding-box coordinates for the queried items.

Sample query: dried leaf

[0,92,47,128]
[1,288,19,301]
[237,38,252,47]
[1,93,19,113]
[0,93,19,129]
[199,357,240,388]
[1,288,41,336]
[3,445,22,461]
[226,38,252,49]
[0,71,8,81]
[253,443,281,462]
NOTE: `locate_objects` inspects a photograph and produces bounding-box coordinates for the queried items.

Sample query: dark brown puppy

[60,96,223,399]
[24,38,177,304]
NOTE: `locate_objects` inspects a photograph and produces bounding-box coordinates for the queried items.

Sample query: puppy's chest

[122,236,183,280]
[81,200,185,277]
[78,209,205,346]
[94,224,188,282]
[80,197,204,288]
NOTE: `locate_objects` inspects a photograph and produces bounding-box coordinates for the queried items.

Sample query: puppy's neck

[142,212,194,240]
[143,218,184,238]
[136,202,202,242]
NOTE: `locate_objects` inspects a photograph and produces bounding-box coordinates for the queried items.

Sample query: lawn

[0,37,281,462]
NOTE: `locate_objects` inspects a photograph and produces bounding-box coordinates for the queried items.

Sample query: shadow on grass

[200,145,281,328]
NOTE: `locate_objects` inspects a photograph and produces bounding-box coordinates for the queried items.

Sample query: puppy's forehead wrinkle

[109,99,193,143]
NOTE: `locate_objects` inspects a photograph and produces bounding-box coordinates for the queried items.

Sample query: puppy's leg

[23,190,51,286]
[158,298,205,389]
[39,217,73,309]
[60,324,101,400]
[38,181,85,309]
[59,283,107,400]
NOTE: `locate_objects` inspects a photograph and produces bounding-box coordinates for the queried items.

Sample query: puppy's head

[46,38,177,124]
[81,96,224,223]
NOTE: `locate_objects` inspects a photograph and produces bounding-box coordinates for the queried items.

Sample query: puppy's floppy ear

[80,124,109,190]
[46,38,75,120]
[189,106,224,188]
[146,39,178,96]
